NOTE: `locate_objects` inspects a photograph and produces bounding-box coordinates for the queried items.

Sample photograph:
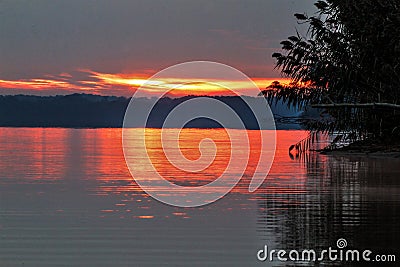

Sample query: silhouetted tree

[263,0,400,150]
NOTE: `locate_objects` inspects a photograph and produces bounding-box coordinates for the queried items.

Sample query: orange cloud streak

[0,70,291,97]
[88,71,291,96]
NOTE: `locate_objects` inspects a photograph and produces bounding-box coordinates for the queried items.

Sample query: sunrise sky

[0,0,314,97]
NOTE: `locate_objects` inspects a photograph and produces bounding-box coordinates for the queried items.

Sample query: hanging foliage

[263,0,400,152]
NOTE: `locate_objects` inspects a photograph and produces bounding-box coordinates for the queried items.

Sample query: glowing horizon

[0,70,291,97]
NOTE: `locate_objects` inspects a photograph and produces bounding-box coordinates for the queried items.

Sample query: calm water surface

[0,128,399,266]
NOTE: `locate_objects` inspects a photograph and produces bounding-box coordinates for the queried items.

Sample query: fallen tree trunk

[312,103,400,110]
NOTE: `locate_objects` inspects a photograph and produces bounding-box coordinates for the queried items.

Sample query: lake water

[0,128,399,266]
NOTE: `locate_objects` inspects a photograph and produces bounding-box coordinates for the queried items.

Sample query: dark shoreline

[321,150,400,158]
[320,138,400,158]
[0,94,306,130]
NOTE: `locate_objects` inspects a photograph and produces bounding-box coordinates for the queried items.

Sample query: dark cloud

[0,0,315,92]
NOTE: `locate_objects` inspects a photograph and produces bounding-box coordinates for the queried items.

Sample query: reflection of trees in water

[257,153,400,266]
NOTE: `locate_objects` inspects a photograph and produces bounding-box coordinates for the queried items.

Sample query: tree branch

[312,103,400,110]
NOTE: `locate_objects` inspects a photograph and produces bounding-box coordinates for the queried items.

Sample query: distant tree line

[0,94,306,129]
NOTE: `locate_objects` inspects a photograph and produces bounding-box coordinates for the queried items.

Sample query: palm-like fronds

[264,0,400,154]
